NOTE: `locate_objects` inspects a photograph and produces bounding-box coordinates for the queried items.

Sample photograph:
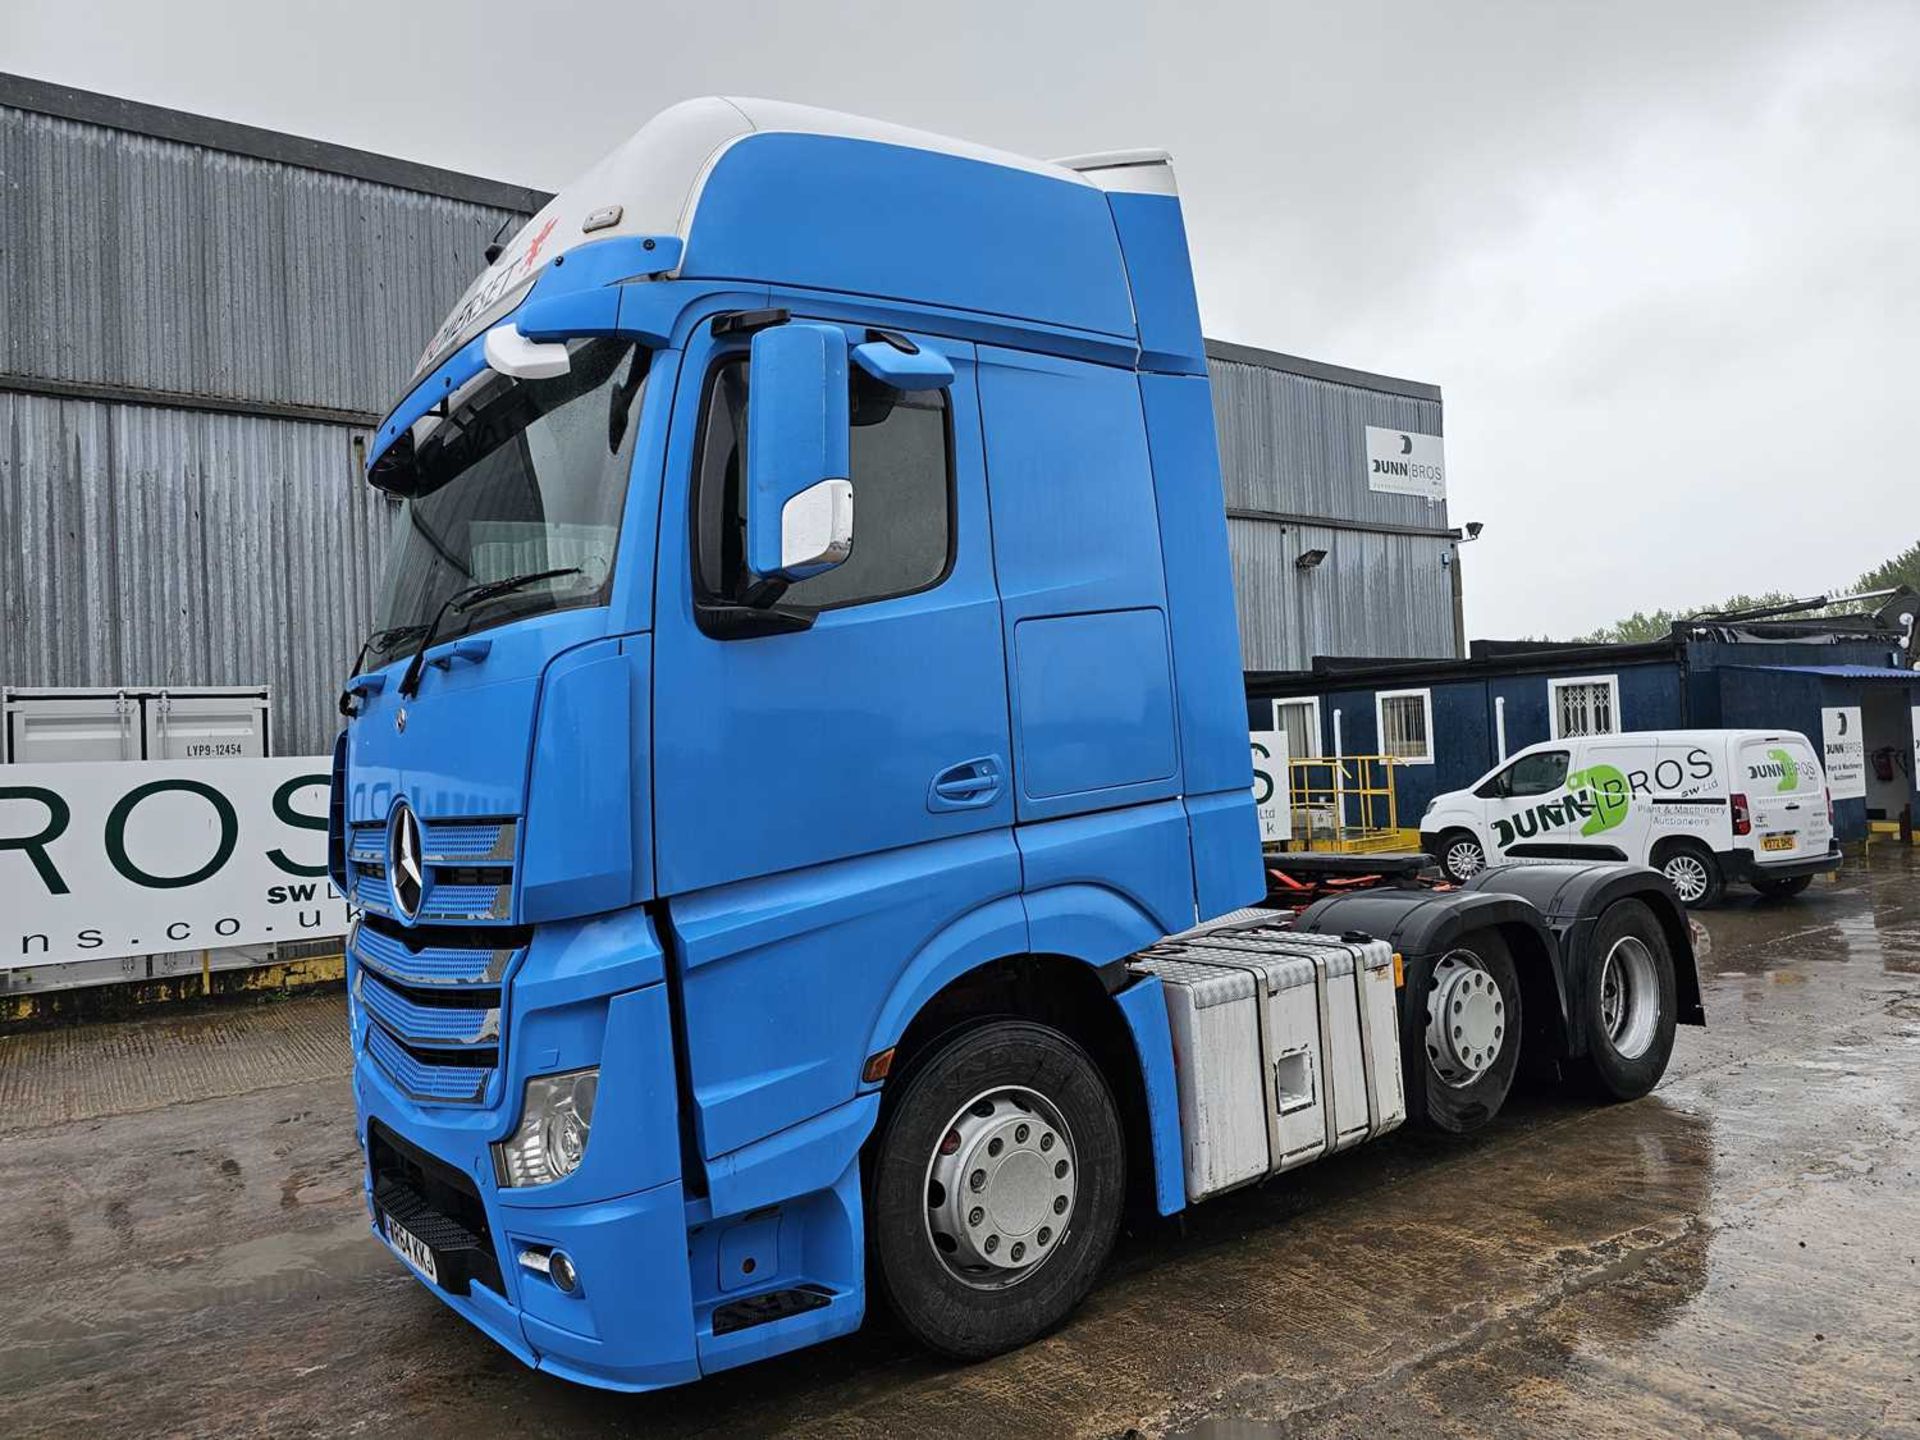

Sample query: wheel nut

[984,1235,998,1254]
[1054,1160,1069,1179]
[968,1206,984,1226]
[969,1169,986,1191]
[1053,1195,1068,1214]
[1037,1226,1052,1245]
[1011,1242,1026,1261]
[1015,1124,1029,1143]
[1040,1132,1054,1151]
[987,1137,1003,1157]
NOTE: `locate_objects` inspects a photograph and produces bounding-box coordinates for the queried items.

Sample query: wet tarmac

[1,849,1916,1439]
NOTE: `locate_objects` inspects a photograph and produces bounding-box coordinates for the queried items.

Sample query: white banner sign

[1,757,346,967]
[1820,706,1866,801]
[1364,426,1447,501]
[1250,727,1292,844]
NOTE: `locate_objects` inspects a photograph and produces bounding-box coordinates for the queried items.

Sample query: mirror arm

[741,573,791,610]
[694,597,816,641]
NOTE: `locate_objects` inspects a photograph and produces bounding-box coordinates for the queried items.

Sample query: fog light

[548,1249,579,1295]
[494,1068,598,1187]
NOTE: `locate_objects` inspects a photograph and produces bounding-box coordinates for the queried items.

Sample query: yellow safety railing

[1282,754,1408,853]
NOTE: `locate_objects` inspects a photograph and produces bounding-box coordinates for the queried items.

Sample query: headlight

[495,1068,598,1187]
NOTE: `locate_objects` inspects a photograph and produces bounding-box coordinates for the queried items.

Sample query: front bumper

[1720,843,1844,885]
[354,984,703,1391]
[350,933,871,1391]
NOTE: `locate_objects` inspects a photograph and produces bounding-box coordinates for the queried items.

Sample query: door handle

[928,755,1004,813]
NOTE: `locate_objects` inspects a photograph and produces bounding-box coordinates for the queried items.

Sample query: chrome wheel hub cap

[1599,935,1659,1059]
[1446,840,1484,879]
[1664,854,1708,903]
[924,1086,1076,1290]
[1425,950,1505,1087]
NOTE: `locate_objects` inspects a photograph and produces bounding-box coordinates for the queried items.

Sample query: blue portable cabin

[1247,608,1920,844]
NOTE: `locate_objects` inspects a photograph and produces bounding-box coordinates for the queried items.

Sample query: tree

[1570,541,1917,644]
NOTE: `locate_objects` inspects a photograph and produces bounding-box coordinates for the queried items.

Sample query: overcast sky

[5,1,1917,639]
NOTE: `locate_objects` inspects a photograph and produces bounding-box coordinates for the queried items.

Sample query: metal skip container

[1131,918,1405,1203]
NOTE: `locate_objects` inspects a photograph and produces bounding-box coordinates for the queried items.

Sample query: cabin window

[1549,675,1621,740]
[1375,688,1434,765]
[693,356,955,611]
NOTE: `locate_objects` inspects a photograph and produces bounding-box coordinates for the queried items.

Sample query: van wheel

[1568,899,1677,1101]
[1404,929,1521,1134]
[1753,874,1812,899]
[869,1020,1124,1360]
[1654,841,1723,908]
[1437,830,1486,883]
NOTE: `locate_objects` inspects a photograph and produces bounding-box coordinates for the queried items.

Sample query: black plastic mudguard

[1294,861,1703,1065]
[1464,861,1705,1034]
[1294,886,1572,1056]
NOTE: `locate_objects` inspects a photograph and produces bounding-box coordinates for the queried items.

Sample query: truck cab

[333,98,1699,1392]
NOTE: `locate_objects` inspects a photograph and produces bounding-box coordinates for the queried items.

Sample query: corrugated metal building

[0,73,541,756]
[1207,340,1456,672]
[1,75,1458,757]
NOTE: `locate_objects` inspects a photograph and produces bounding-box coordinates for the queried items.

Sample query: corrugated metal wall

[1209,352,1455,670]
[0,394,396,754]
[0,102,529,755]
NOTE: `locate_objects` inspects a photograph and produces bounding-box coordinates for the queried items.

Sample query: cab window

[693,357,954,611]
[1477,749,1569,799]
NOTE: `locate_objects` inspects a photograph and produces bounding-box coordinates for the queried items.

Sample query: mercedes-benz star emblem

[388,799,425,922]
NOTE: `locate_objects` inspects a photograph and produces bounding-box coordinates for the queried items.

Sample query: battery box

[1130,916,1405,1204]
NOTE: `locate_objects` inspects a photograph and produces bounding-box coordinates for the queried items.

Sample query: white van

[1419,729,1842,906]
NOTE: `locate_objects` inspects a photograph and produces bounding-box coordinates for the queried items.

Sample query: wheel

[1436,829,1487,883]
[1403,929,1521,1134]
[1753,873,1812,899]
[869,1020,1124,1360]
[1567,898,1678,1101]
[1655,841,1723,909]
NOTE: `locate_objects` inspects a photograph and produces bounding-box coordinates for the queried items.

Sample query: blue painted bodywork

[339,117,1261,1390]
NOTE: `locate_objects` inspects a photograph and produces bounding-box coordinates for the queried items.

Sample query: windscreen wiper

[338,624,428,716]
[397,567,583,699]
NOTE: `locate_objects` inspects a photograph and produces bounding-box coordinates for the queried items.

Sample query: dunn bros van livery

[1419,730,1842,906]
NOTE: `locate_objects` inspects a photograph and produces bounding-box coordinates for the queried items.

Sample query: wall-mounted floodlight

[1296,548,1329,571]
[1463,521,1485,541]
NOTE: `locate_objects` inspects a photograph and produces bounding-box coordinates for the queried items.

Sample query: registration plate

[1761,834,1795,852]
[383,1214,439,1284]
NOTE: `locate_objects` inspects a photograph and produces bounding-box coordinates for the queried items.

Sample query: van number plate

[1761,834,1795,852]
[384,1214,439,1284]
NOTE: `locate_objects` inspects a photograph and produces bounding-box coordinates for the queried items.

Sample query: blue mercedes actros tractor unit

[332,98,1702,1390]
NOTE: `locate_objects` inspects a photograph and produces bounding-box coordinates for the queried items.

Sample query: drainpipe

[1332,708,1346,835]
[1449,544,1467,660]
[1495,695,1508,762]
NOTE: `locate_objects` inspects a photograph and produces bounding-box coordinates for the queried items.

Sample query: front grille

[353,913,525,1107]
[369,1119,502,1296]
[366,1024,492,1104]
[345,816,518,923]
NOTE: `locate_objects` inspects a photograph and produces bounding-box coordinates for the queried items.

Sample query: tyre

[869,1020,1124,1360]
[1655,840,1723,909]
[1436,829,1487,883]
[1753,873,1812,899]
[1567,898,1678,1101]
[1403,929,1522,1134]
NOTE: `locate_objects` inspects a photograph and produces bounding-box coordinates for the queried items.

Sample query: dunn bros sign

[0,758,347,966]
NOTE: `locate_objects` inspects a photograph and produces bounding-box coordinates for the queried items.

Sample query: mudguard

[1293,887,1571,1060]
[1464,861,1704,1034]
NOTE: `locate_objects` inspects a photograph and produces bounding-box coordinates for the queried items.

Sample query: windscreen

[366,338,649,653]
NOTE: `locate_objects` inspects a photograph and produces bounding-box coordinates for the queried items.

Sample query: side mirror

[747,323,853,582]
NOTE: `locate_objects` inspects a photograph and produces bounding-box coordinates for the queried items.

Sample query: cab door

[650,318,1021,1158]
